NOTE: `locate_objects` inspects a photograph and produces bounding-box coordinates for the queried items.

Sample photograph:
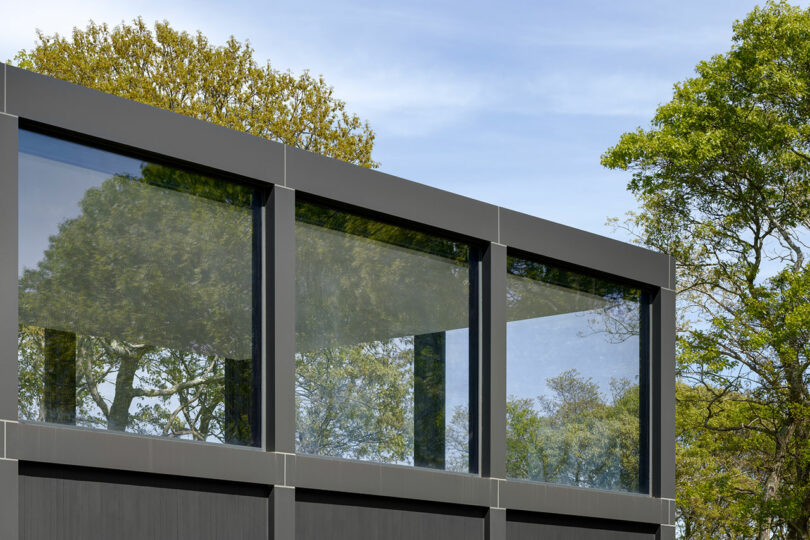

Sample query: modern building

[0,64,676,539]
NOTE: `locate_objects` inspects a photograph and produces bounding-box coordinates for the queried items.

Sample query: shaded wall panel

[20,468,268,540]
[507,517,656,540]
[296,492,485,540]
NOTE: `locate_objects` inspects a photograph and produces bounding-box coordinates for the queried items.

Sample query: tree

[15,19,382,445]
[602,2,810,537]
[502,370,642,492]
[676,383,762,539]
[14,18,377,167]
[18,161,259,442]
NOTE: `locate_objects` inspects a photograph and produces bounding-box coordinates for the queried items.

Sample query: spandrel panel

[506,256,648,493]
[17,130,261,446]
[295,201,473,472]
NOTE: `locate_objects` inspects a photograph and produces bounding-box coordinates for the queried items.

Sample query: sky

[1,0,797,241]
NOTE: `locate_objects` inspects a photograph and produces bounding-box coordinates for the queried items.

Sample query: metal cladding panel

[296,492,485,540]
[7,422,284,486]
[0,112,18,421]
[1,63,6,112]
[507,521,656,540]
[19,466,269,540]
[5,65,283,184]
[285,145,499,243]
[0,459,18,540]
[506,514,658,540]
[499,207,670,288]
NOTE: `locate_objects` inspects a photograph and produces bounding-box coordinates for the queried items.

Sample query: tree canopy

[14,18,378,167]
[602,1,810,538]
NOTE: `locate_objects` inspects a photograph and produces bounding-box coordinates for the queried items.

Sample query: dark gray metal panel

[482,243,506,479]
[507,520,656,540]
[271,486,295,540]
[19,470,268,540]
[0,112,18,421]
[653,288,676,499]
[285,145,499,242]
[0,459,18,540]
[7,422,284,485]
[499,481,667,524]
[668,256,676,290]
[486,508,506,540]
[1,63,6,112]
[657,524,675,540]
[288,454,495,508]
[5,65,283,184]
[499,208,669,288]
[267,186,296,453]
[296,496,485,540]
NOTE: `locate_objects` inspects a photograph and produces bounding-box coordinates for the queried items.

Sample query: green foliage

[15,17,381,444]
[503,370,642,493]
[603,2,810,537]
[18,155,256,440]
[676,383,763,539]
[14,18,377,167]
[296,339,414,462]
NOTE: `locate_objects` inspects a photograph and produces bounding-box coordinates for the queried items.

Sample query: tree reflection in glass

[295,201,474,471]
[504,256,649,493]
[17,130,261,446]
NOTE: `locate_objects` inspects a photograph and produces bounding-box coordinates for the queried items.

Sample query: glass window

[295,201,476,472]
[506,255,649,492]
[17,130,261,446]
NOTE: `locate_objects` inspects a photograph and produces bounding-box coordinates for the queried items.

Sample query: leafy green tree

[602,2,810,537]
[18,163,256,441]
[676,383,762,539]
[293,201,471,467]
[13,18,377,167]
[452,370,642,492]
[295,340,414,462]
[15,19,382,445]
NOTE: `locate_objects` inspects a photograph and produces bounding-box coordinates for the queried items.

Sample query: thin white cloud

[328,68,484,136]
[522,72,675,117]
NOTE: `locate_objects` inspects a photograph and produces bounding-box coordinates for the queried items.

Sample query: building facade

[0,64,676,539]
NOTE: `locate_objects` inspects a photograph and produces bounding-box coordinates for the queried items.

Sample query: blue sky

[1,0,794,240]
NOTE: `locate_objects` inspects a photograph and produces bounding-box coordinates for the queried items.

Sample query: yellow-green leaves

[603,1,810,537]
[15,18,378,168]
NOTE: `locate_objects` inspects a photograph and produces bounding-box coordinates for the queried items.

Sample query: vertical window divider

[482,242,507,479]
[0,113,18,422]
[468,247,481,475]
[652,287,676,499]
[638,290,652,495]
[265,184,296,453]
[0,112,20,540]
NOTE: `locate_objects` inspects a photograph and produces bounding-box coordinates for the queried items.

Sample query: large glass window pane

[18,130,261,446]
[506,256,648,492]
[295,201,475,472]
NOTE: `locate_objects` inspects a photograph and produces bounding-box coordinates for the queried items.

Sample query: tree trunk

[760,423,795,540]
[414,332,446,469]
[106,345,142,431]
[43,328,77,424]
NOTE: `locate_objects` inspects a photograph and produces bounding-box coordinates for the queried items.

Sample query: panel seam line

[497,207,500,244]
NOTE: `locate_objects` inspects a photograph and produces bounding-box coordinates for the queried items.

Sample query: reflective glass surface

[17,130,261,445]
[295,201,474,471]
[506,256,648,492]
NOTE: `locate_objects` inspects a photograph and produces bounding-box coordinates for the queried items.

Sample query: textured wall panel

[507,513,657,540]
[20,465,268,540]
[296,491,485,540]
